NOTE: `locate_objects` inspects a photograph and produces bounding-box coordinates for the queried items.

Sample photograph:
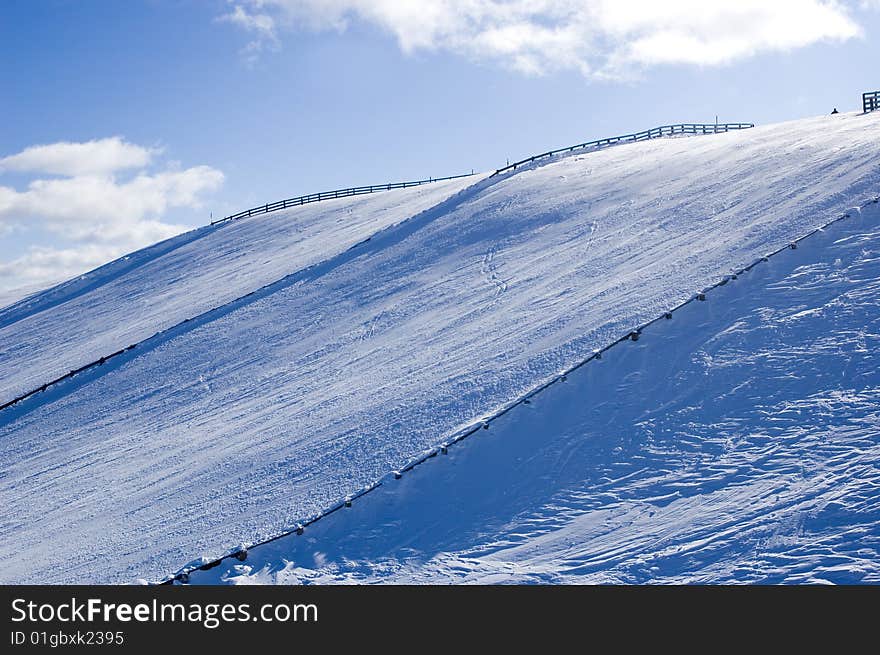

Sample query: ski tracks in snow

[480,246,509,303]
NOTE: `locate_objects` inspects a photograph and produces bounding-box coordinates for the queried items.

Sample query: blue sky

[1,0,879,296]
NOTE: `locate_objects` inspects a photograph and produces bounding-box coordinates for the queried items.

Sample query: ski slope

[1,112,879,584]
[193,198,880,584]
[0,175,479,402]
[0,281,59,311]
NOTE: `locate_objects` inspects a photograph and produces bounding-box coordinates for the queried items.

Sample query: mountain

[195,188,880,584]
[1,112,878,584]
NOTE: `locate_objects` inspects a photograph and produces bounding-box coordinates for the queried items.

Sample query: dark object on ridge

[831,108,839,115]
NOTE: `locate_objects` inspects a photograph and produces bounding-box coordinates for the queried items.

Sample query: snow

[0,280,58,311]
[193,203,880,584]
[0,176,479,401]
[1,111,879,584]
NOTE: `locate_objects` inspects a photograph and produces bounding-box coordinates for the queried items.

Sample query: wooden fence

[491,123,755,176]
[214,122,756,225]
[212,173,475,225]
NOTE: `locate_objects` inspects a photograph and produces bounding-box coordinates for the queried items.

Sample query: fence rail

[864,91,880,114]
[491,123,755,176]
[212,123,754,226]
[212,173,476,225]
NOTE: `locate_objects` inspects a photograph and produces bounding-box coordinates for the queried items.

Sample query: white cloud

[218,4,281,64]
[221,0,869,77]
[0,136,157,177]
[219,3,278,37]
[0,244,127,290]
[1,166,223,242]
[0,138,223,294]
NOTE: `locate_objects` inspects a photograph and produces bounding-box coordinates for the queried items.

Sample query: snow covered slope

[1,112,879,584]
[0,175,480,402]
[0,281,60,311]
[192,199,880,585]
